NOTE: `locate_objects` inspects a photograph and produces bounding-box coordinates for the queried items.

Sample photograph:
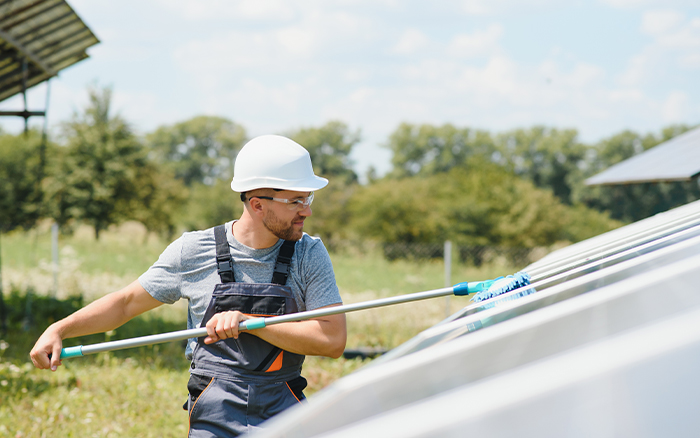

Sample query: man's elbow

[317,314,346,358]
[322,325,347,359]
[326,335,347,359]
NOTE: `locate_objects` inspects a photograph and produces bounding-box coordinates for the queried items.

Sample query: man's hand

[28,280,163,371]
[204,311,251,344]
[29,326,64,371]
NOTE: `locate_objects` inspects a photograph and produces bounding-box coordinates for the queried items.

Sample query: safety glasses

[254,192,314,211]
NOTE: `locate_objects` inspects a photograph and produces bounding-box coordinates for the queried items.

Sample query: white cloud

[153,0,296,21]
[600,0,699,8]
[655,18,700,51]
[110,89,181,133]
[619,9,700,88]
[679,53,700,69]
[172,28,318,90]
[447,24,503,58]
[393,29,429,55]
[662,91,691,122]
[173,8,376,79]
[618,52,653,86]
[460,0,564,15]
[641,10,685,35]
[600,0,652,7]
[608,89,645,104]
[277,26,319,57]
[461,0,496,16]
[640,8,700,53]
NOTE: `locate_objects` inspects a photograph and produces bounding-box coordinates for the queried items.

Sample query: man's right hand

[204,310,251,344]
[28,280,164,371]
[30,326,64,371]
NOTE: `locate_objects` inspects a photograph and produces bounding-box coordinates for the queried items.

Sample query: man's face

[261,191,312,241]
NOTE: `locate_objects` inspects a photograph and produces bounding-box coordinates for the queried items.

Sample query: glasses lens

[287,193,313,211]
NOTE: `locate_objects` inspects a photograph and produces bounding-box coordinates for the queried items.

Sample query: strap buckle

[273,263,290,275]
[216,256,234,282]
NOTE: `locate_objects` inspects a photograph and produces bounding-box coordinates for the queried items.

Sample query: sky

[1,0,699,179]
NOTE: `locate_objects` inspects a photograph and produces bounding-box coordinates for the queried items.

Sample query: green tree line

[2,85,698,253]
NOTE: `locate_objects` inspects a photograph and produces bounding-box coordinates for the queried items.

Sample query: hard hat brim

[231,174,329,193]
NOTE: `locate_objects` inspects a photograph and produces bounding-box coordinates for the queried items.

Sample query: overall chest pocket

[213,293,288,316]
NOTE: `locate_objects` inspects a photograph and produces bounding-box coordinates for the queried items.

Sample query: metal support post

[444,240,452,317]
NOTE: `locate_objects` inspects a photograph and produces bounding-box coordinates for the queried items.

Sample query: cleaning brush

[469,271,533,302]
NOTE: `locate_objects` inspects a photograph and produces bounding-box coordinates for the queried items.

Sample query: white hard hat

[230,135,328,193]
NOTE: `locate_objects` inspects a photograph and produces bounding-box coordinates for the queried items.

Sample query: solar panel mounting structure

[0,0,99,132]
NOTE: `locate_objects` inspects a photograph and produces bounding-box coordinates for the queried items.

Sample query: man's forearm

[50,291,135,339]
[253,314,347,358]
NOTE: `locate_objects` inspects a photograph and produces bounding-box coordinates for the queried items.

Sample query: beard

[263,209,304,241]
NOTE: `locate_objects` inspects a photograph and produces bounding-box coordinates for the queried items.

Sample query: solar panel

[0,0,99,103]
[585,126,700,185]
[248,199,700,437]
[311,301,700,438]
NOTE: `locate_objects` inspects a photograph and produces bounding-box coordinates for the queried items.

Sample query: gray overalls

[187,225,307,438]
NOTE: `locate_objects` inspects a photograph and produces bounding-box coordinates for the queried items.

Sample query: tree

[46,86,180,239]
[0,129,47,334]
[493,126,587,205]
[348,159,619,249]
[0,130,45,233]
[126,165,188,238]
[385,123,590,205]
[302,182,358,244]
[147,116,247,186]
[287,120,360,185]
[176,179,243,232]
[386,123,496,178]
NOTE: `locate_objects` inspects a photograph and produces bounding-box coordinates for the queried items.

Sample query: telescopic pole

[59,278,502,359]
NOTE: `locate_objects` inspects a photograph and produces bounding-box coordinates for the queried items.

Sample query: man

[30,135,347,437]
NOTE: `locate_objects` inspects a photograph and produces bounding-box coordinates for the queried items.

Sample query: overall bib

[187,225,307,438]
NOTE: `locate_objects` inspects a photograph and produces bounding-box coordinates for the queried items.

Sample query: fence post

[444,240,452,317]
[52,222,59,297]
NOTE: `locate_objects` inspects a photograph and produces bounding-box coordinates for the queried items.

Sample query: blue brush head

[470,271,533,303]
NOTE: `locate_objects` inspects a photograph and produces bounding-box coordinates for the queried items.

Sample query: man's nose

[299,205,312,216]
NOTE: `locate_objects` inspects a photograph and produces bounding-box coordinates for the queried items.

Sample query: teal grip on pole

[453,279,496,296]
[244,317,267,330]
[60,346,84,359]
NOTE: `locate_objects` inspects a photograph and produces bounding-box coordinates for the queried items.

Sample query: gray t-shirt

[138,220,342,358]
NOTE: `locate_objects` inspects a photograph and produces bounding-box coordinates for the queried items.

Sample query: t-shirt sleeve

[138,236,184,305]
[300,238,342,311]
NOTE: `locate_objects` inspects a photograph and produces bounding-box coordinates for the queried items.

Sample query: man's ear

[247,197,266,217]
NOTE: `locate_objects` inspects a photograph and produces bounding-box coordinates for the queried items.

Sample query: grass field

[0,222,522,437]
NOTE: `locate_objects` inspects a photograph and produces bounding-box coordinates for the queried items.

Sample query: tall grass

[1,223,523,436]
[1,358,189,438]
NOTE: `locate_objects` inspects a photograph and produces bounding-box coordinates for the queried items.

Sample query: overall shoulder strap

[271,240,296,285]
[214,224,235,283]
